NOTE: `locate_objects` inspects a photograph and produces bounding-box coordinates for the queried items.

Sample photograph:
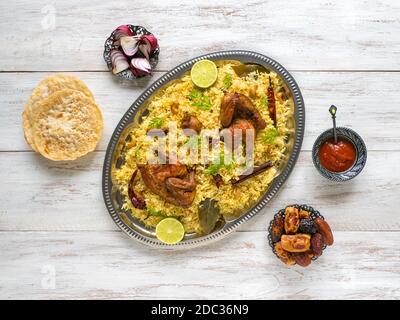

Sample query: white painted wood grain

[1,0,400,300]
[1,71,400,152]
[1,151,399,232]
[0,1,399,71]
[0,72,157,152]
[0,231,399,299]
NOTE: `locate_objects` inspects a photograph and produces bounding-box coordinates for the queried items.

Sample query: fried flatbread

[29,89,103,161]
[26,74,94,114]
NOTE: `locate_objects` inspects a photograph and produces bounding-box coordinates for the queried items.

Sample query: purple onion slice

[110,49,129,74]
[131,57,152,76]
[120,36,141,57]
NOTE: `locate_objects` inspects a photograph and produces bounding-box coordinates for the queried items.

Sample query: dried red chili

[267,76,277,126]
[128,169,146,209]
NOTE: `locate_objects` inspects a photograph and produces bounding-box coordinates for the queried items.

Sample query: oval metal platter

[102,50,305,249]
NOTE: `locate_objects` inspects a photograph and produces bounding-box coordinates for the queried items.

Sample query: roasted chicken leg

[138,163,196,207]
[220,92,266,130]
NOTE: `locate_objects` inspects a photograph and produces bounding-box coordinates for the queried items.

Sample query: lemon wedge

[155,218,185,245]
[190,59,218,88]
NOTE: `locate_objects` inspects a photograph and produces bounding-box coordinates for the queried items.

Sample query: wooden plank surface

[1,151,399,232]
[1,71,400,152]
[0,0,400,71]
[0,231,399,299]
[1,0,399,300]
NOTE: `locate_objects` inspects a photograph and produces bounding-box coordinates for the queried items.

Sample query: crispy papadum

[29,89,103,161]
[26,74,94,114]
[22,110,38,152]
[22,74,102,160]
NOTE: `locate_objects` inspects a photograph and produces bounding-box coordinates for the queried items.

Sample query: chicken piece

[220,92,236,127]
[234,93,266,130]
[181,115,203,133]
[227,118,255,148]
[155,163,187,181]
[166,171,196,197]
[220,92,266,130]
[138,163,196,207]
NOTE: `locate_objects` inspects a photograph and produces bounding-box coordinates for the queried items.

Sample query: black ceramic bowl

[268,204,327,263]
[312,127,367,182]
[103,25,160,81]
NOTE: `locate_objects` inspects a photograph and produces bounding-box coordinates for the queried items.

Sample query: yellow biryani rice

[113,61,294,234]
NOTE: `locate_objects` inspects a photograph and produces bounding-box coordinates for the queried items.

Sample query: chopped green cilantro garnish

[223,74,232,89]
[134,148,141,158]
[147,207,166,217]
[148,117,164,129]
[188,89,212,110]
[205,152,234,175]
[188,89,203,100]
[262,128,280,144]
[257,96,268,108]
[204,163,221,175]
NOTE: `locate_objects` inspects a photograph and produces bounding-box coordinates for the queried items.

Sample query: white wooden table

[1,0,400,300]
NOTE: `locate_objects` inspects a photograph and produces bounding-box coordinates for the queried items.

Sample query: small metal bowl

[312,127,367,182]
[268,204,327,263]
[103,25,160,81]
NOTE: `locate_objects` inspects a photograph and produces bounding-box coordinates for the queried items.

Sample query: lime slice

[190,59,218,88]
[156,218,185,245]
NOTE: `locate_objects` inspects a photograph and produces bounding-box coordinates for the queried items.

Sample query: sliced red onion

[130,66,146,77]
[113,25,134,46]
[110,49,129,74]
[141,34,158,53]
[138,41,151,60]
[114,25,133,39]
[131,57,152,76]
[120,36,140,56]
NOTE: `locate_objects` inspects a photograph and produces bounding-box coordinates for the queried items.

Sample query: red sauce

[319,138,356,172]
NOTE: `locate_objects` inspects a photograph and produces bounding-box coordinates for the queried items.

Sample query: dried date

[281,234,311,253]
[275,242,295,266]
[284,207,300,234]
[271,216,284,243]
[315,218,334,246]
[299,218,317,234]
[311,233,324,256]
[299,210,310,219]
[292,252,312,267]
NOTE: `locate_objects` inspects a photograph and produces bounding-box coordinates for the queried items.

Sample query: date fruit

[311,233,324,256]
[292,252,312,267]
[275,242,295,266]
[281,234,311,252]
[299,218,317,234]
[315,218,334,246]
[299,210,310,219]
[271,216,284,243]
[284,207,300,234]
